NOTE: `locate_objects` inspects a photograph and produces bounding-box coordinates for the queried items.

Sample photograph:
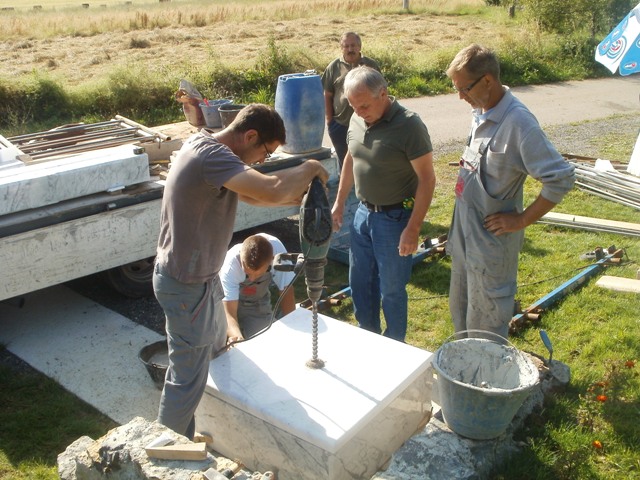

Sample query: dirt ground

[0,10,512,87]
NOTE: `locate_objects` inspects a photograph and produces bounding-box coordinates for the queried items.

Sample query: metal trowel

[539,329,553,365]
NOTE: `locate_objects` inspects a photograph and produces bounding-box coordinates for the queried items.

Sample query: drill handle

[273,252,304,273]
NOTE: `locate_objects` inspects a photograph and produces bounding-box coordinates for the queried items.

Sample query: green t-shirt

[348,98,432,205]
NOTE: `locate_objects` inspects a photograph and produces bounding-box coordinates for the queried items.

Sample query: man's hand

[398,226,419,256]
[225,307,244,344]
[306,159,330,185]
[331,202,344,232]
[483,211,525,236]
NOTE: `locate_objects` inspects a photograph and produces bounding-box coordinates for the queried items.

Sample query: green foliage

[498,33,602,87]
[0,358,117,479]
[0,10,617,134]
[520,0,637,35]
[0,73,70,130]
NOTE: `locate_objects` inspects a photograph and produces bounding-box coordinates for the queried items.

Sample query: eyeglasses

[453,75,485,95]
[262,142,272,160]
[259,136,272,160]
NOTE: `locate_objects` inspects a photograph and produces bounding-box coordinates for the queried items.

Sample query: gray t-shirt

[155,129,247,283]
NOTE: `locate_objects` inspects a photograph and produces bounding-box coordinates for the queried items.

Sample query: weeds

[0,28,606,134]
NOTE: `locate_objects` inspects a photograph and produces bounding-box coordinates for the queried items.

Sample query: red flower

[625,360,635,369]
[596,394,608,403]
[592,440,603,449]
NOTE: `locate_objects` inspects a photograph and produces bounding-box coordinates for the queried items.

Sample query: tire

[101,257,155,298]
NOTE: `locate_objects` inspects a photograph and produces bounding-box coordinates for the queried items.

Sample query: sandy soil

[0,12,511,87]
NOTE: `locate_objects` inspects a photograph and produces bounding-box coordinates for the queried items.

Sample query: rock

[372,357,571,479]
[57,417,216,480]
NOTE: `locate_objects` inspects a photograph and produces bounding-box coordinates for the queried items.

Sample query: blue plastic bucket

[432,330,539,440]
[199,98,232,128]
[275,72,325,154]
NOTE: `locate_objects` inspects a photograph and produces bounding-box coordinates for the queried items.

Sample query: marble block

[0,144,150,216]
[196,309,433,480]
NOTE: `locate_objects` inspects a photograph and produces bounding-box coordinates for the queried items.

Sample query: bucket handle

[439,329,530,366]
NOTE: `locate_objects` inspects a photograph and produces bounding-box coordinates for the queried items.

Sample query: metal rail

[6,116,170,163]
[509,248,625,333]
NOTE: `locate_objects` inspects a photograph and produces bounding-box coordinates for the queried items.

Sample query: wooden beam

[538,212,640,237]
[145,442,207,461]
[596,275,640,294]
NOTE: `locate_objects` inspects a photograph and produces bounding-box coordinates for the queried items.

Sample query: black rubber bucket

[139,340,168,390]
[219,103,247,128]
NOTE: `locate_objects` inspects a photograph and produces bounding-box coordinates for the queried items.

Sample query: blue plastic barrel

[275,72,325,154]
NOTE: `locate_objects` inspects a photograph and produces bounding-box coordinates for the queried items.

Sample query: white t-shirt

[220,233,295,302]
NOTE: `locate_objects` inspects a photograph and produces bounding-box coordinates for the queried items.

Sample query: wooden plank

[145,442,207,461]
[596,275,640,294]
[539,212,640,235]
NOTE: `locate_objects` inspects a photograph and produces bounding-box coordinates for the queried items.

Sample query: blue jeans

[327,119,348,169]
[349,202,413,342]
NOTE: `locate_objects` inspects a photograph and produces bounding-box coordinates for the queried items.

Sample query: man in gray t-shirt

[153,104,328,440]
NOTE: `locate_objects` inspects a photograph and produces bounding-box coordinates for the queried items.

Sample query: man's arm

[324,91,334,125]
[331,150,355,231]
[227,159,329,207]
[223,300,243,343]
[279,286,296,316]
[485,126,575,236]
[399,152,436,256]
[484,195,556,236]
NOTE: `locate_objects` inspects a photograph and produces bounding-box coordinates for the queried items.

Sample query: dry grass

[0,0,526,87]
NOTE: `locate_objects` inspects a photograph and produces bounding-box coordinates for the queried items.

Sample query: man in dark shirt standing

[322,32,380,169]
[331,67,436,343]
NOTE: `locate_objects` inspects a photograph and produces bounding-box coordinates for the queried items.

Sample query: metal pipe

[509,248,624,333]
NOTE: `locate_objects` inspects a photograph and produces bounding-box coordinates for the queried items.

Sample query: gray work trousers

[152,264,227,439]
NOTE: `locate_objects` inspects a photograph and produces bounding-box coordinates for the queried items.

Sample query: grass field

[1,0,639,478]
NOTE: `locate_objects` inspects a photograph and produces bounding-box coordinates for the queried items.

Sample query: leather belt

[362,200,405,212]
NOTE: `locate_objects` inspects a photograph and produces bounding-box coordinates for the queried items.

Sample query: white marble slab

[0,144,150,216]
[0,285,164,424]
[196,309,433,479]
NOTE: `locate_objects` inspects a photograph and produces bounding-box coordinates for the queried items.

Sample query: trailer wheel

[101,257,155,298]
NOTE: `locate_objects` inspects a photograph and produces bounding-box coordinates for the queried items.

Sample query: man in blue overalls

[445,44,575,339]
[221,233,296,343]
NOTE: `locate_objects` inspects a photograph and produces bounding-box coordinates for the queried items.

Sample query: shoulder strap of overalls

[467,95,521,158]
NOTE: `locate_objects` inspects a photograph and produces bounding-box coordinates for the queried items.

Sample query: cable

[214,228,315,357]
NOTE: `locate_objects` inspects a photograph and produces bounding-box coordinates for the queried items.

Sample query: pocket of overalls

[467,249,517,299]
[466,229,512,274]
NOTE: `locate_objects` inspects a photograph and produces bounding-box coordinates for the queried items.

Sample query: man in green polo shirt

[321,32,380,169]
[331,66,436,343]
